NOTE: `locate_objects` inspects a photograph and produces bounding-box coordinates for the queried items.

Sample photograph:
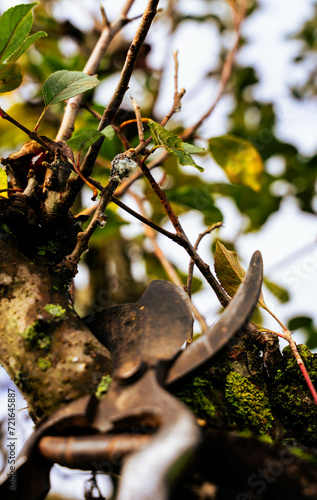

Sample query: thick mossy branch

[178,333,317,444]
[0,235,112,421]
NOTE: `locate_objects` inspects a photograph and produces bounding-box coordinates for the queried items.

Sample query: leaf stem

[33,107,47,133]
[263,307,317,406]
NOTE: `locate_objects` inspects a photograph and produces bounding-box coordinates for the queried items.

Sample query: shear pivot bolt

[116,359,145,383]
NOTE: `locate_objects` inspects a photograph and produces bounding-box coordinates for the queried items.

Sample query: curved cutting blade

[165,250,263,386]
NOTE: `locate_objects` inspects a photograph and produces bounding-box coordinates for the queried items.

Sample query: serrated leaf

[43,70,99,107]
[147,120,204,172]
[0,168,8,197]
[0,3,37,63]
[263,277,290,304]
[67,129,103,153]
[214,239,266,306]
[209,134,263,192]
[7,30,47,62]
[0,62,22,93]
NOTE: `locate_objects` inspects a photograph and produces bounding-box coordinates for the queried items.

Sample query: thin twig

[131,97,145,147]
[98,0,161,132]
[100,5,111,28]
[182,0,247,139]
[187,223,223,298]
[263,308,317,406]
[112,195,178,240]
[131,191,208,332]
[64,0,161,207]
[0,107,56,155]
[138,159,229,307]
[75,177,178,241]
[59,178,120,274]
[56,1,137,142]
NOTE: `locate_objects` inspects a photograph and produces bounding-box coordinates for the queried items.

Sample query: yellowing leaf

[214,240,246,297]
[214,239,266,307]
[209,134,263,192]
[0,168,8,197]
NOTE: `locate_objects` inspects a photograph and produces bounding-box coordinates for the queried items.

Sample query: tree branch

[0,107,56,155]
[138,160,230,307]
[187,223,223,298]
[0,235,112,420]
[55,1,137,142]
[131,191,208,332]
[63,0,161,207]
[98,0,161,132]
[182,0,247,139]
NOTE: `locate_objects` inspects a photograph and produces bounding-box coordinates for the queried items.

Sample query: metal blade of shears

[165,250,263,386]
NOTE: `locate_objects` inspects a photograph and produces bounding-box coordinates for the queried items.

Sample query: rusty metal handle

[38,434,150,470]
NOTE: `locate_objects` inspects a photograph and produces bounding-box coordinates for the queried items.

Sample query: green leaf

[0,62,22,93]
[182,142,205,154]
[101,125,115,141]
[42,70,99,107]
[7,30,47,62]
[214,239,266,306]
[67,129,103,153]
[147,120,204,172]
[0,168,8,197]
[167,186,223,223]
[0,3,37,63]
[287,316,317,350]
[208,134,263,192]
[263,278,290,304]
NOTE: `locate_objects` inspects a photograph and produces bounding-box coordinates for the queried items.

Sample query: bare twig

[262,307,317,405]
[112,195,178,240]
[0,107,56,155]
[131,191,208,332]
[64,0,161,207]
[100,5,111,28]
[59,177,120,274]
[160,49,184,122]
[138,159,229,307]
[75,175,178,242]
[182,0,247,139]
[131,97,146,147]
[187,223,223,298]
[56,2,137,142]
[98,0,161,132]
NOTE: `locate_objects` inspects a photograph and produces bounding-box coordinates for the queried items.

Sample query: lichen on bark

[0,234,112,421]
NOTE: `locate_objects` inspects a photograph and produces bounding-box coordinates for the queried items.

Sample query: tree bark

[0,234,112,421]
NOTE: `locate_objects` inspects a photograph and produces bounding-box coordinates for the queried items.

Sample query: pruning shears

[0,251,263,500]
